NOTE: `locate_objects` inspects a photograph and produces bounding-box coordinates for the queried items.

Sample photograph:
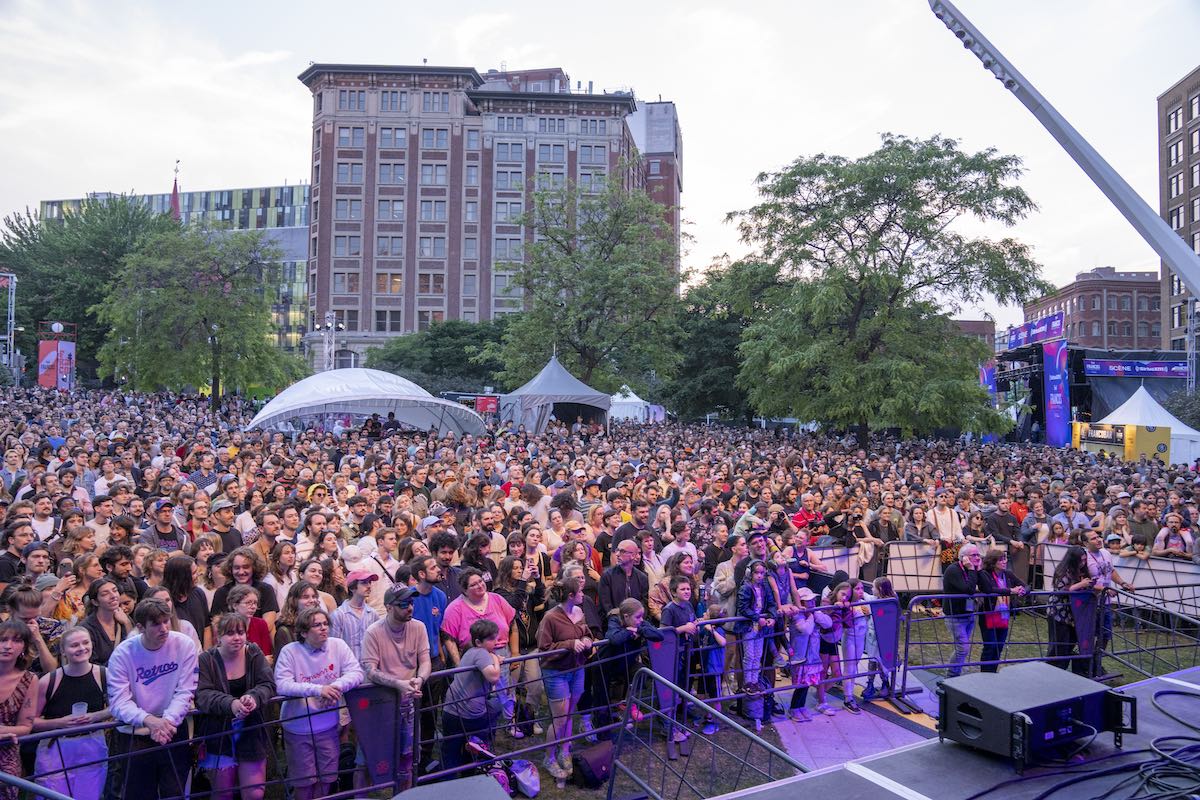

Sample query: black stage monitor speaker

[937,661,1136,772]
[394,773,512,800]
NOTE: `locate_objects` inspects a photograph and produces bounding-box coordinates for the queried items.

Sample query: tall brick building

[1158,65,1200,351]
[298,63,681,369]
[1022,266,1160,348]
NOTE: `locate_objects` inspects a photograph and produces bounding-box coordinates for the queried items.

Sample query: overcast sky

[2,0,1198,328]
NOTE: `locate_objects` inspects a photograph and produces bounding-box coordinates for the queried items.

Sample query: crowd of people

[0,385,1193,798]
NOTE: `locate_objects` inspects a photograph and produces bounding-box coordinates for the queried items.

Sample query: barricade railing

[9,685,416,800]
[607,666,806,800]
[1101,584,1200,679]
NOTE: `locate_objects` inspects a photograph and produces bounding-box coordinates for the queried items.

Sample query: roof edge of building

[298,63,484,87]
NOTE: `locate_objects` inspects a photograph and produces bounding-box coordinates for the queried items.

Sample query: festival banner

[36,341,57,388]
[979,360,999,443]
[1083,359,1188,379]
[474,395,499,413]
[1043,339,1072,447]
[1007,312,1064,350]
[55,340,76,390]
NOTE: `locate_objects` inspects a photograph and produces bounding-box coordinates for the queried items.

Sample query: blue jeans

[944,615,974,677]
[978,623,1009,672]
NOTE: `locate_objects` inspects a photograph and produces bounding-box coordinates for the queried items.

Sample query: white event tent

[500,356,610,434]
[609,386,652,422]
[1095,385,1200,464]
[245,368,485,436]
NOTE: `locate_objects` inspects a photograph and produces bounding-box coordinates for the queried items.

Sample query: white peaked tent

[609,385,651,422]
[246,368,485,436]
[1096,385,1200,464]
[500,356,611,434]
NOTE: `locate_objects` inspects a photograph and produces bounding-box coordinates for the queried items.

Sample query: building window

[496,142,523,162]
[332,272,360,293]
[465,201,478,222]
[1169,140,1184,166]
[1106,321,1117,336]
[418,236,447,258]
[1152,296,1161,311]
[338,90,366,111]
[1193,232,1200,255]
[380,90,407,112]
[466,165,479,186]
[580,171,606,193]
[1173,304,1184,328]
[1193,197,1200,224]
[496,116,524,132]
[466,129,480,150]
[378,199,404,221]
[536,170,565,189]
[1090,295,1099,310]
[313,164,320,185]
[379,127,407,149]
[1153,323,1162,337]
[495,170,524,190]
[334,199,362,220]
[1138,321,1150,338]
[463,273,478,296]
[337,127,365,147]
[422,91,449,112]
[537,117,566,133]
[1120,295,1131,311]
[1091,321,1101,337]
[375,272,403,294]
[419,200,447,221]
[1173,337,1187,351]
[1169,106,1184,133]
[580,144,606,164]
[1170,206,1185,229]
[421,128,449,149]
[379,163,406,185]
[313,129,321,153]
[1107,294,1117,310]
[496,201,523,222]
[1138,295,1149,311]
[1193,129,1200,155]
[420,164,448,185]
[537,143,565,162]
[336,163,364,184]
[464,237,478,258]
[418,273,445,294]
[334,350,359,368]
[648,159,661,175]
[580,119,607,135]
[376,236,404,256]
[1170,173,1184,198]
[334,236,362,256]
[494,237,523,261]
[375,310,403,332]
[1122,322,1132,336]
[417,310,444,331]
[1173,275,1184,295]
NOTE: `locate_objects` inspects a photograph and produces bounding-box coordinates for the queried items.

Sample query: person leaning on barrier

[975,549,1028,673]
[941,544,982,678]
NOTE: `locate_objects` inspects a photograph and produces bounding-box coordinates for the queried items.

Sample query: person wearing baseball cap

[330,569,382,661]
[361,582,431,733]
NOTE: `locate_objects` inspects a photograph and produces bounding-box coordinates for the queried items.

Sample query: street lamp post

[205,318,220,411]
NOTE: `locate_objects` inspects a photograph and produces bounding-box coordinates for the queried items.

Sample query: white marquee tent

[500,356,610,434]
[1095,385,1200,464]
[245,368,485,436]
[609,386,651,422]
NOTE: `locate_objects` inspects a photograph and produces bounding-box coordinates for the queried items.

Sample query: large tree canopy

[95,225,305,393]
[0,195,178,375]
[489,179,682,392]
[365,317,508,395]
[729,133,1051,442]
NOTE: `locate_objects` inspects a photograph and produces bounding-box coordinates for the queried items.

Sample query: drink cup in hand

[72,702,88,718]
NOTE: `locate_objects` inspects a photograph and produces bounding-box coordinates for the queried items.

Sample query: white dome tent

[1095,385,1200,465]
[609,386,651,422]
[245,368,485,437]
[500,356,611,434]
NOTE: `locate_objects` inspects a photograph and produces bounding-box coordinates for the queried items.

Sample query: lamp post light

[204,318,220,411]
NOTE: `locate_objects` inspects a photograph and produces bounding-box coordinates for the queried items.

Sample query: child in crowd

[698,603,727,734]
[599,599,662,731]
[814,583,849,717]
[839,578,873,714]
[735,559,777,731]
[787,587,825,722]
[862,578,897,700]
[440,619,503,776]
[661,574,698,750]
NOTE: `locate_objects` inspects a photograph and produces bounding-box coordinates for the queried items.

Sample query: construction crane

[929,0,1200,390]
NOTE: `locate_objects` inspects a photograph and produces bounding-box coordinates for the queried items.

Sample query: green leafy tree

[488,179,682,392]
[729,133,1051,446]
[0,195,177,376]
[365,317,509,394]
[95,225,306,393]
[1162,389,1200,432]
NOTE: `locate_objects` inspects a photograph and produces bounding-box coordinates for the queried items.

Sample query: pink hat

[345,569,379,584]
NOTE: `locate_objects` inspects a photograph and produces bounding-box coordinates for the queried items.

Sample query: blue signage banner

[1083,359,1188,379]
[979,361,999,443]
[1043,340,1071,448]
[1008,312,1064,350]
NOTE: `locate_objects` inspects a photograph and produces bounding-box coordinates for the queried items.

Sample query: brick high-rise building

[1022,266,1161,348]
[1158,65,1200,351]
[298,63,681,369]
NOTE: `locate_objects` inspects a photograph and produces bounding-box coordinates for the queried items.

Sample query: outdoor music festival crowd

[0,386,1193,799]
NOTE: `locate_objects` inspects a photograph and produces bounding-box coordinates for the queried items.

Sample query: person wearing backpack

[31,626,111,800]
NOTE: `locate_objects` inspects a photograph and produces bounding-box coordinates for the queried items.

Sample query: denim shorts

[541,666,585,702]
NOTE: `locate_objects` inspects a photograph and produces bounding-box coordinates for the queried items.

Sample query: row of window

[320,309,448,334]
[1166,95,1200,134]
[335,90,449,113]
[332,234,524,260]
[1074,320,1160,338]
[333,198,527,223]
[331,272,449,295]
[324,160,607,191]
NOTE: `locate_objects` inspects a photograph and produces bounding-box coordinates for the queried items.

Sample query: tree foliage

[1162,389,1200,433]
[365,317,509,394]
[0,195,178,375]
[728,133,1051,443]
[94,225,306,392]
[488,179,682,392]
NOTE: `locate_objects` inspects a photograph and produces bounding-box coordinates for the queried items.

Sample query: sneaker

[509,726,525,739]
[702,721,719,735]
[630,704,645,722]
[673,728,688,743]
[862,685,878,701]
[581,716,598,743]
[532,722,545,735]
[558,749,573,773]
[792,707,813,722]
[844,699,862,715]
[816,703,837,716]
[544,758,567,781]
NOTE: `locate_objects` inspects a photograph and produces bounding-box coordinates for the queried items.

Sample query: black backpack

[572,739,614,789]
